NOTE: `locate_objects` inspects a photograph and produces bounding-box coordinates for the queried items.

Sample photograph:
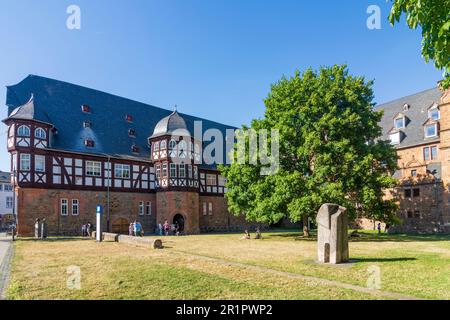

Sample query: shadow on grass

[352,257,417,263]
[16,237,92,242]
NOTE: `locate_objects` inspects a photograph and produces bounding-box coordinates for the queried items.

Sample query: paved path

[173,250,423,300]
[0,233,13,300]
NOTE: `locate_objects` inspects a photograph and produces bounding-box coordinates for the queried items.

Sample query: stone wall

[16,188,156,237]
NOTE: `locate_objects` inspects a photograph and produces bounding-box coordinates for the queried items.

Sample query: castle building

[3,75,251,236]
[377,84,450,233]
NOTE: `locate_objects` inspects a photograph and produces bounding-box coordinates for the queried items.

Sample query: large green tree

[221,65,399,236]
[389,0,450,88]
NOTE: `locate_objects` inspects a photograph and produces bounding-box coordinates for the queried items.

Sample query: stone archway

[173,214,185,232]
[112,218,129,234]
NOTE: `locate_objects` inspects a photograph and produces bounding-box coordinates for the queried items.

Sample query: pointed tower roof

[7,94,35,120]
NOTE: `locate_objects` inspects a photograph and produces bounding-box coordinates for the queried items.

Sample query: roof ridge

[376,87,439,108]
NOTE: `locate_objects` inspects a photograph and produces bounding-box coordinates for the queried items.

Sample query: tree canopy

[389,0,450,88]
[220,65,399,234]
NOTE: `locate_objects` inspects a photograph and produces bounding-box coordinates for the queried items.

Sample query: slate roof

[151,110,191,138]
[4,75,236,167]
[376,87,442,149]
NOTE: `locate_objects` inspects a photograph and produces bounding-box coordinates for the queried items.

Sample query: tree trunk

[302,215,310,237]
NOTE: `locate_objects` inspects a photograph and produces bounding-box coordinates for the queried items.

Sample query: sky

[0,0,443,172]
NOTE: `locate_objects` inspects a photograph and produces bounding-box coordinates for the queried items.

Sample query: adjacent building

[3,75,253,236]
[0,171,14,229]
[377,84,450,233]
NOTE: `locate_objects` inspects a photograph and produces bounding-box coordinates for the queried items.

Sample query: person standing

[81,224,87,237]
[158,222,163,236]
[40,218,47,239]
[163,220,170,236]
[377,222,381,235]
[129,222,134,236]
[134,220,143,237]
[34,218,41,239]
[86,222,92,237]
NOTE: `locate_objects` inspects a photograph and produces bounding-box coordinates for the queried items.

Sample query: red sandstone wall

[17,188,156,237]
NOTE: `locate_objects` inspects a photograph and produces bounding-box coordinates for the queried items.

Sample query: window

[188,165,193,178]
[162,163,168,178]
[206,174,217,186]
[423,147,430,161]
[169,140,177,150]
[404,189,411,198]
[85,139,95,147]
[218,176,226,186]
[411,170,417,177]
[202,202,207,215]
[115,164,130,179]
[83,121,91,128]
[389,132,401,145]
[160,140,167,150]
[414,210,421,218]
[6,197,13,209]
[0,184,3,191]
[413,188,420,197]
[4,184,13,191]
[125,114,133,122]
[179,140,187,158]
[153,142,160,152]
[72,199,79,215]
[156,164,161,178]
[146,201,151,215]
[139,201,144,215]
[61,199,68,215]
[425,124,437,138]
[17,125,30,137]
[35,155,45,172]
[86,161,101,177]
[194,166,198,178]
[394,117,405,129]
[20,154,31,171]
[424,146,438,161]
[431,146,438,160]
[128,129,136,137]
[407,210,413,218]
[429,107,440,121]
[179,164,185,178]
[81,104,90,113]
[132,145,140,154]
[208,202,213,215]
[170,163,177,177]
[35,128,46,139]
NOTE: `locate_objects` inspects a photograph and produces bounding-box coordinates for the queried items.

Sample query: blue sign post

[96,205,103,242]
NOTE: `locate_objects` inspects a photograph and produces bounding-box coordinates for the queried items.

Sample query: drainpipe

[107,156,111,232]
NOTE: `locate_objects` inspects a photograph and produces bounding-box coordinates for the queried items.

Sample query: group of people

[129,221,144,237]
[34,218,48,239]
[241,227,262,240]
[81,222,93,237]
[156,220,181,236]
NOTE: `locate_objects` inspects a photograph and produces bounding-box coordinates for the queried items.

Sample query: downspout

[107,156,111,232]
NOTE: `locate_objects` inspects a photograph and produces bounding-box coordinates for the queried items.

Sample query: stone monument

[317,203,349,264]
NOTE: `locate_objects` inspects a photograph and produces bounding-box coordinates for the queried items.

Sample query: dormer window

[35,128,46,139]
[394,116,405,129]
[160,140,167,150]
[132,145,140,153]
[125,114,133,122]
[17,125,30,137]
[81,104,91,113]
[128,129,136,137]
[425,123,438,138]
[428,105,440,121]
[84,139,95,147]
[83,121,92,128]
[153,141,160,152]
[389,132,401,145]
[403,103,410,111]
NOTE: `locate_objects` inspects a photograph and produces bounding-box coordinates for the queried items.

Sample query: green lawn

[6,230,450,300]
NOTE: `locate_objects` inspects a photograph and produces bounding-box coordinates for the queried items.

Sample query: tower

[148,110,202,234]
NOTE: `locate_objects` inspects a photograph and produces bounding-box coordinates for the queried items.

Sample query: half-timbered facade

[3,75,252,236]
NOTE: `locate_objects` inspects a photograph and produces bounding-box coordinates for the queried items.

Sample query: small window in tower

[83,121,92,128]
[413,188,420,197]
[404,189,411,198]
[125,114,133,122]
[411,170,417,177]
[160,140,167,150]
[81,104,91,113]
[85,139,95,148]
[132,145,140,154]
[128,129,136,137]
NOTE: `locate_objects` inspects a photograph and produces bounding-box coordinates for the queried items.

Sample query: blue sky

[0,0,443,171]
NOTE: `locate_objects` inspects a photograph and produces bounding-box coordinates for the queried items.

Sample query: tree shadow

[351,257,417,263]
[15,237,92,242]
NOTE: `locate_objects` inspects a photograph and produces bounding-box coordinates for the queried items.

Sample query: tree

[389,0,450,88]
[220,65,399,236]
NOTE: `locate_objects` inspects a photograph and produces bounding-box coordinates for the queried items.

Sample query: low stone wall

[91,231,162,249]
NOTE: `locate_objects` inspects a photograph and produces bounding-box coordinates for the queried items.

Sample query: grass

[6,230,450,300]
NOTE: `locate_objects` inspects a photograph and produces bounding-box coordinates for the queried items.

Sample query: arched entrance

[112,218,129,234]
[173,214,185,232]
